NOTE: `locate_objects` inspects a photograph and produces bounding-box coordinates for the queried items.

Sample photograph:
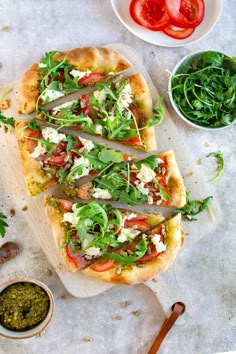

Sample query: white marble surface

[0,1,235,353]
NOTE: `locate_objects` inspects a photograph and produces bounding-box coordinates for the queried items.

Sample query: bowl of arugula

[168,50,236,130]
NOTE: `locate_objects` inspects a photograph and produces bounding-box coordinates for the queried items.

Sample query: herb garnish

[207,151,224,182]
[0,110,15,129]
[172,191,213,221]
[171,51,236,128]
[0,211,9,237]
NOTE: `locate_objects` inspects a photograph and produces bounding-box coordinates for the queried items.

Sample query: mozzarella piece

[70,157,91,180]
[41,89,64,102]
[95,124,103,135]
[117,227,140,243]
[151,234,166,253]
[38,63,47,68]
[93,89,107,104]
[148,195,154,205]
[92,188,112,199]
[118,83,132,111]
[69,69,91,78]
[79,137,95,152]
[85,247,101,257]
[135,181,150,195]
[29,143,47,158]
[126,213,137,220]
[62,212,78,226]
[42,127,66,143]
[137,164,156,183]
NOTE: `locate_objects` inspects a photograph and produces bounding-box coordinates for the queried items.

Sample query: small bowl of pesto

[168,50,236,130]
[0,278,55,339]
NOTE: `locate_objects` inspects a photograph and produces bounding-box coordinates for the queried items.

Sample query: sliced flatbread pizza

[37,73,162,151]
[66,150,186,208]
[44,197,184,284]
[15,120,134,197]
[18,47,132,114]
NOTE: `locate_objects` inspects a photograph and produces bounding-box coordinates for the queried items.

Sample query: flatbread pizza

[65,150,186,208]
[37,73,161,151]
[44,197,184,284]
[18,47,132,114]
[15,120,134,197]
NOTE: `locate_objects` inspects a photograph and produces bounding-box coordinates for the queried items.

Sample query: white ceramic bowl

[111,0,223,47]
[0,278,55,339]
[168,50,236,130]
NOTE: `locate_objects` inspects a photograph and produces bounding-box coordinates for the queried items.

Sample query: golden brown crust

[129,73,156,152]
[18,47,132,114]
[83,214,184,284]
[44,197,77,272]
[15,121,54,197]
[159,150,186,207]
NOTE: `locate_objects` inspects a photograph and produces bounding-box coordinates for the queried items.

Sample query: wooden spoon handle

[148,302,185,354]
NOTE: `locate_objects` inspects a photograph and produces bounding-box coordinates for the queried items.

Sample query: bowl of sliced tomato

[168,50,236,130]
[111,0,223,47]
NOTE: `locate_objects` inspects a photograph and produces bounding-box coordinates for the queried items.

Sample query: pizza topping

[92,188,112,199]
[29,143,47,158]
[151,234,167,253]
[136,163,156,183]
[93,89,107,105]
[79,137,95,153]
[68,157,91,180]
[40,89,64,103]
[117,228,140,243]
[69,69,92,79]
[42,127,66,143]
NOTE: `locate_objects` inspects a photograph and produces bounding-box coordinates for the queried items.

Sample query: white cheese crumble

[151,234,166,253]
[85,247,101,257]
[118,83,132,111]
[41,89,64,102]
[38,62,47,68]
[29,143,47,158]
[126,213,137,220]
[69,69,91,78]
[92,188,112,199]
[82,234,94,249]
[117,228,140,243]
[137,164,156,183]
[135,181,150,195]
[157,158,164,164]
[94,124,103,135]
[70,157,91,180]
[79,137,95,152]
[42,127,66,143]
[62,212,78,226]
[148,195,154,205]
[93,89,107,104]
[52,100,76,112]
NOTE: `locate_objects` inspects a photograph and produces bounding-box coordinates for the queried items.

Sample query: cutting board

[0,43,220,321]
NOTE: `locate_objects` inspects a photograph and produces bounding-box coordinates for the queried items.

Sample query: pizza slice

[18,47,132,114]
[66,150,186,207]
[15,120,134,197]
[44,197,184,284]
[37,73,162,151]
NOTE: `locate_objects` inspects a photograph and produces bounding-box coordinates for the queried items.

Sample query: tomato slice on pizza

[66,151,186,208]
[18,47,132,114]
[44,197,184,284]
[36,73,163,151]
[15,120,135,197]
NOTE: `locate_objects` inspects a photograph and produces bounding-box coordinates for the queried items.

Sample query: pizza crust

[15,121,55,197]
[44,197,77,272]
[129,73,156,152]
[83,214,184,284]
[18,47,132,114]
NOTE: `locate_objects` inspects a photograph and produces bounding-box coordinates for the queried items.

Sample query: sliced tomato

[165,0,205,28]
[55,141,67,154]
[78,73,106,86]
[44,177,58,190]
[136,244,159,263]
[163,24,195,39]
[90,258,115,272]
[65,244,87,269]
[44,153,68,166]
[130,0,170,31]
[60,200,73,212]
[80,94,95,119]
[127,136,143,147]
[27,130,43,153]
[78,183,91,199]
[124,219,150,232]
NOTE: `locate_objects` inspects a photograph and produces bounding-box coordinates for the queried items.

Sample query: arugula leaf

[0,110,15,128]
[207,151,224,182]
[99,149,124,163]
[0,212,9,237]
[172,191,213,221]
[135,155,159,170]
[103,238,148,267]
[28,119,42,130]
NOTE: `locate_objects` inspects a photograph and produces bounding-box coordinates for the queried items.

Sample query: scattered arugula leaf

[172,191,213,221]
[0,212,9,237]
[207,151,224,182]
[0,110,15,129]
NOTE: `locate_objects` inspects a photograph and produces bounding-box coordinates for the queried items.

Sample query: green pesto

[45,196,62,214]
[0,283,50,331]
